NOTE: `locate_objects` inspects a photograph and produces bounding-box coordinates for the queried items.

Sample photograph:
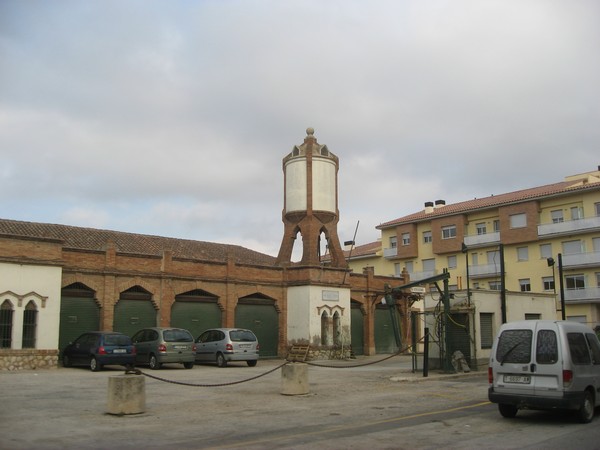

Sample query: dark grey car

[195,328,259,367]
[132,327,196,370]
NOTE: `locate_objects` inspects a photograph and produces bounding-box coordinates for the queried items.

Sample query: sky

[1,0,599,257]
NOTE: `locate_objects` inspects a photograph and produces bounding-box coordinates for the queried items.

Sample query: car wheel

[498,403,518,418]
[578,390,595,423]
[90,357,102,372]
[247,360,257,367]
[62,355,71,368]
[149,354,162,370]
[216,353,227,368]
[183,361,194,369]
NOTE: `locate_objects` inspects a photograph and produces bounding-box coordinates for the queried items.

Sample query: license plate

[239,344,251,348]
[504,374,531,384]
[112,349,126,354]
[173,345,187,349]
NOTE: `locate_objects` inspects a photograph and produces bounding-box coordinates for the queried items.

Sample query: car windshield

[104,334,131,346]
[164,329,193,342]
[230,330,256,342]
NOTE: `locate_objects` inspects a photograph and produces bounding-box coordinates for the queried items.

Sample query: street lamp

[547,255,565,320]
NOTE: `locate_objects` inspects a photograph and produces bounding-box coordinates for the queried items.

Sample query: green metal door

[113,300,156,337]
[350,302,364,356]
[235,298,279,357]
[171,301,221,339]
[375,306,398,354]
[59,297,100,356]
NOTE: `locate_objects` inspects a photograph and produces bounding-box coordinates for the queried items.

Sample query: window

[525,313,541,320]
[542,276,555,291]
[402,232,410,246]
[551,209,564,223]
[563,240,583,255]
[586,334,600,365]
[447,255,457,269]
[566,274,585,290]
[493,220,500,232]
[594,238,600,252]
[510,213,527,228]
[596,272,600,287]
[405,261,414,273]
[540,243,552,259]
[442,225,456,239]
[0,300,14,349]
[394,263,401,276]
[517,247,528,261]
[595,202,600,216]
[389,236,397,249]
[489,281,501,290]
[422,258,435,273]
[480,313,494,349]
[519,278,531,292]
[571,206,583,220]
[423,231,432,244]
[22,301,37,348]
[568,333,591,365]
[536,330,558,364]
[487,250,500,265]
[496,329,532,363]
[476,223,486,235]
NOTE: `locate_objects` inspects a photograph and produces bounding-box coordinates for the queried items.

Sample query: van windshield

[496,329,532,364]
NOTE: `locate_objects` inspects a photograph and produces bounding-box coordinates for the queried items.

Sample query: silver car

[195,328,259,367]
[132,327,196,370]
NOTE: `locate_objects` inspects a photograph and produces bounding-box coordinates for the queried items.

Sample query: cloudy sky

[1,0,599,257]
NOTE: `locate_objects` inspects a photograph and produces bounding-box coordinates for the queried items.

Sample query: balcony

[383,247,397,258]
[407,270,437,282]
[469,263,502,278]
[538,216,600,237]
[561,251,600,269]
[463,231,501,248]
[564,287,600,303]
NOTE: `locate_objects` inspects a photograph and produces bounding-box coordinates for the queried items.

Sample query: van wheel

[247,360,257,367]
[183,362,194,369]
[498,403,518,418]
[577,390,595,423]
[149,354,162,370]
[216,353,227,367]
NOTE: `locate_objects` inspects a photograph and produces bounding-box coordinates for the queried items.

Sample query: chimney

[424,201,434,214]
[434,199,446,208]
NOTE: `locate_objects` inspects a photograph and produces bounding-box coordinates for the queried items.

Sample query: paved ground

[0,355,487,449]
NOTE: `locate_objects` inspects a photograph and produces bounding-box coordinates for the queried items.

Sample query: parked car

[488,320,600,423]
[62,331,136,372]
[195,328,259,367]
[131,327,196,369]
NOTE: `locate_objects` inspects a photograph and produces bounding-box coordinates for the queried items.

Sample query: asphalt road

[1,356,599,449]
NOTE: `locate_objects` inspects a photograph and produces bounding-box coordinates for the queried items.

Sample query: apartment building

[349,167,600,329]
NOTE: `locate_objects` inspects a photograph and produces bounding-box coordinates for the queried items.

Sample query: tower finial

[306,127,314,137]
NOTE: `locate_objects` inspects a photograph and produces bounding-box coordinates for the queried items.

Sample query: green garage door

[235,297,279,357]
[59,296,100,356]
[114,299,156,337]
[350,302,364,356]
[375,305,399,354]
[171,300,221,339]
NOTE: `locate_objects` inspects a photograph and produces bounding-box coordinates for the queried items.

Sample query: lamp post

[558,253,566,320]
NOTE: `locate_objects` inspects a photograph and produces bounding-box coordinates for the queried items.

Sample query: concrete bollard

[281,363,309,395]
[107,374,146,415]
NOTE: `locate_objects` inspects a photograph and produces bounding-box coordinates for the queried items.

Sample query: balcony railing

[463,231,501,247]
[469,263,502,278]
[538,216,600,237]
[383,247,397,258]
[561,251,600,269]
[407,270,438,282]
[564,287,600,303]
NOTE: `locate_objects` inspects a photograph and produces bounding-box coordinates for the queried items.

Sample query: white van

[488,320,600,423]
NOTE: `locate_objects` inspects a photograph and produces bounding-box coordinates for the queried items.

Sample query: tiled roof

[377,179,600,229]
[322,240,381,262]
[0,218,278,266]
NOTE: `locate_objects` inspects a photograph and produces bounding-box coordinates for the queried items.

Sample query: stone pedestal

[281,363,309,395]
[107,375,146,415]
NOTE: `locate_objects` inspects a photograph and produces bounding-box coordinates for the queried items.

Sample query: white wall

[0,262,62,349]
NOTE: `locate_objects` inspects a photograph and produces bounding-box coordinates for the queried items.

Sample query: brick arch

[61,275,102,298]
[237,290,282,313]
[116,279,159,310]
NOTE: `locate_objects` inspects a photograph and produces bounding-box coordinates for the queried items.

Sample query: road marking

[207,401,492,449]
